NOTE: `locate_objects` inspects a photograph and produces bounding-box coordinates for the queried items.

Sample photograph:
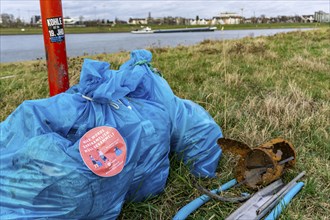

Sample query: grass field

[0,28,329,219]
[0,22,327,35]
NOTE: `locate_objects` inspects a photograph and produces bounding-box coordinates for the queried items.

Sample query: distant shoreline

[1,27,319,63]
[0,23,326,36]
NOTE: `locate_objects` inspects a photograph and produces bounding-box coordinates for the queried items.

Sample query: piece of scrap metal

[226,171,305,220]
[218,138,296,188]
[226,179,284,220]
[255,171,306,218]
[264,181,305,220]
[172,179,238,220]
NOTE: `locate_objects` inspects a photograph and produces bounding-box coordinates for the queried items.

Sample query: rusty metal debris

[194,182,251,203]
[217,138,296,188]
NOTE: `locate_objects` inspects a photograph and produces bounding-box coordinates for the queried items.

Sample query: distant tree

[278,15,288,23]
[168,16,176,25]
[114,17,127,24]
[1,13,15,26]
[196,15,199,22]
[294,15,302,23]
[162,16,175,25]
[15,17,24,26]
[84,19,99,27]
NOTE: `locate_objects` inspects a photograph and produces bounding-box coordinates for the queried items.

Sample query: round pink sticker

[79,126,127,177]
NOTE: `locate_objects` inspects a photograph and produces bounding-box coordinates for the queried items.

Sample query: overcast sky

[1,0,329,22]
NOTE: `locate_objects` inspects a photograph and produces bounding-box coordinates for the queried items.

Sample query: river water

[0,28,311,63]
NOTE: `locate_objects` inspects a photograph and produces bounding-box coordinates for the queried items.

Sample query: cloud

[1,0,329,22]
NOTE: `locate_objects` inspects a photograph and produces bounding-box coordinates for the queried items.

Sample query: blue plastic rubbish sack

[120,50,223,177]
[124,97,171,201]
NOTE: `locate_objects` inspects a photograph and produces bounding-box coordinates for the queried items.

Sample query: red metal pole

[40,0,69,96]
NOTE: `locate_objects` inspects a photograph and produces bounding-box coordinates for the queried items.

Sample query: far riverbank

[0,22,326,35]
[1,28,314,63]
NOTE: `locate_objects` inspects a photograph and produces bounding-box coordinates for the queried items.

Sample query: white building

[301,15,314,23]
[189,18,211,25]
[212,12,242,25]
[314,11,330,23]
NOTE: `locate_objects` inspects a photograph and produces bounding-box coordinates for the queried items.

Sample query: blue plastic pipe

[173,179,237,220]
[265,182,304,220]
